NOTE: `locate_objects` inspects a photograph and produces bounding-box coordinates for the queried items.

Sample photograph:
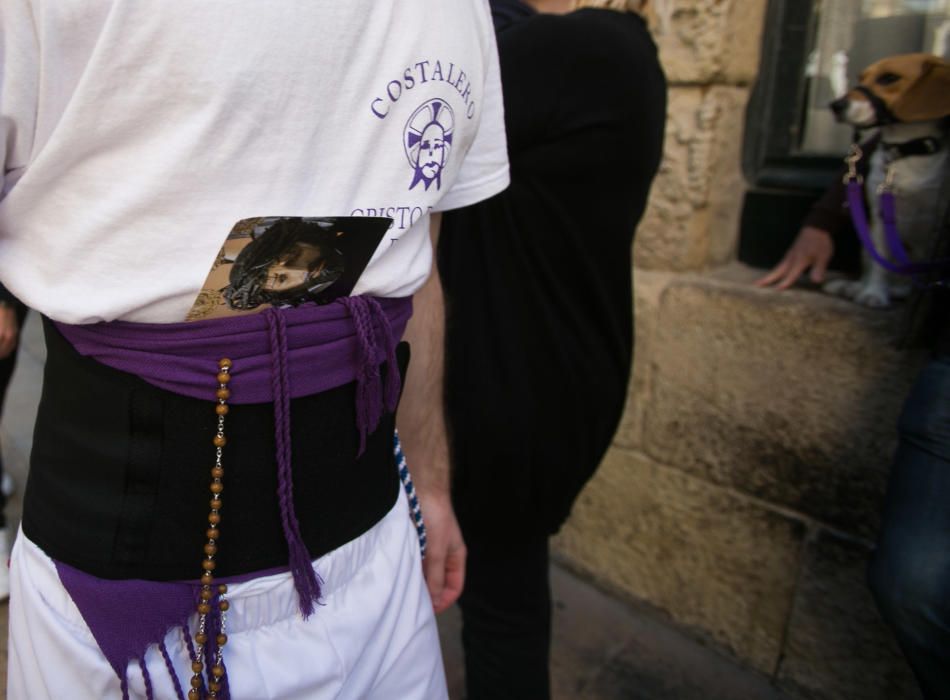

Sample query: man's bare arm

[396,212,466,613]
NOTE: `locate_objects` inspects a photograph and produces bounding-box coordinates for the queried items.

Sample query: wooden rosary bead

[215,403,229,416]
[206,527,220,540]
[192,661,203,674]
[215,387,230,401]
[208,512,221,525]
[211,665,225,679]
[210,481,223,494]
[204,543,217,556]
[217,584,228,594]
[209,680,222,692]
[202,559,216,571]
[216,633,228,646]
[195,632,208,645]
[197,603,211,615]
[200,587,213,601]
[218,599,230,612]
[213,435,227,448]
[211,466,224,478]
[201,572,214,586]
[217,371,231,384]
[218,358,232,369]
[188,688,200,700]
[209,498,222,511]
[190,675,203,689]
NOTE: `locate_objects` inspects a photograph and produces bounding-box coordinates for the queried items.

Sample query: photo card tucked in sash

[187,216,392,321]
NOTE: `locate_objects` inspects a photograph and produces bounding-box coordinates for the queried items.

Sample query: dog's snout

[830,97,849,117]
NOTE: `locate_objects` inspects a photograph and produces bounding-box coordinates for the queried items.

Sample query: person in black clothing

[0,283,27,601]
[757,148,950,699]
[438,1,666,697]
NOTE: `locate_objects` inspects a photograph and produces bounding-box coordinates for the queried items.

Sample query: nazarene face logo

[405,98,455,191]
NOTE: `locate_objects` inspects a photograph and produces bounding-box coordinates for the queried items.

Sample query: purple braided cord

[221,653,232,700]
[120,672,130,700]
[367,297,402,415]
[264,307,322,617]
[203,600,232,700]
[159,640,187,700]
[341,297,380,455]
[139,657,155,700]
[340,296,401,454]
[201,608,220,699]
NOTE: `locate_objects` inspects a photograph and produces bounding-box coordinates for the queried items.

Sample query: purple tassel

[342,296,401,454]
[366,297,402,414]
[257,299,398,619]
[342,297,381,454]
[139,657,155,700]
[159,640,187,700]
[264,308,323,618]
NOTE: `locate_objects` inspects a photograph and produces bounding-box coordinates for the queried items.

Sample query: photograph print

[187,215,392,321]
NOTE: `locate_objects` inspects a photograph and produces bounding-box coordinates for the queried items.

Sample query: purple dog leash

[843,143,950,278]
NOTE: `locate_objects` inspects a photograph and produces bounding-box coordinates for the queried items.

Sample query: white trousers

[7,490,448,700]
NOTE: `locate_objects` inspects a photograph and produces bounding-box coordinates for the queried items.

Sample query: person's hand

[755,226,834,290]
[416,487,466,613]
[0,305,19,360]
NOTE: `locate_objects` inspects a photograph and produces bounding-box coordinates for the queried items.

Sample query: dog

[825,53,950,307]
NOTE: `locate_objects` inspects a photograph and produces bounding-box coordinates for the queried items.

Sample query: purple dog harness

[51,296,412,699]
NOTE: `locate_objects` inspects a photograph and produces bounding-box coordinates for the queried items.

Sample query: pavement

[0,314,794,699]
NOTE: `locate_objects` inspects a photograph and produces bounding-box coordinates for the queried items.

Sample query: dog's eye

[875,72,901,86]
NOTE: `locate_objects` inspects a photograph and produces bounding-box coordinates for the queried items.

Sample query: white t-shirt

[0,0,509,323]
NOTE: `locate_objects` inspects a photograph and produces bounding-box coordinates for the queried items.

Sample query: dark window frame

[743,0,843,190]
[738,0,859,271]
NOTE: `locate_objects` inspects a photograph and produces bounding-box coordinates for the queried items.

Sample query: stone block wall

[552,2,926,698]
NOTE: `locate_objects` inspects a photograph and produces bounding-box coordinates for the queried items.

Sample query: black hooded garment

[438,7,667,536]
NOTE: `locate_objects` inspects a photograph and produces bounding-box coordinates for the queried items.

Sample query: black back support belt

[23,318,407,581]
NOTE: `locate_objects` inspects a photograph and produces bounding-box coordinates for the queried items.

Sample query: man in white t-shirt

[0,1,508,698]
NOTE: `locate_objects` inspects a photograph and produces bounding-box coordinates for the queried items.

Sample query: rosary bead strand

[188,359,232,700]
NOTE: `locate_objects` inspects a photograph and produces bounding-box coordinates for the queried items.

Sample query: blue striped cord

[393,430,427,559]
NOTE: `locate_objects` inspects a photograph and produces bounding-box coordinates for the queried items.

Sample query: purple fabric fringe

[55,561,196,683]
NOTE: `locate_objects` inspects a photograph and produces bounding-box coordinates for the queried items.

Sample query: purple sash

[49,295,412,698]
[55,296,411,407]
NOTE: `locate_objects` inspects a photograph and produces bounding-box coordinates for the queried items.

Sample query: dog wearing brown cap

[825,53,950,307]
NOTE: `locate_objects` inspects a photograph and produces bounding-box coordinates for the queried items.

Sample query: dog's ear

[891,55,950,122]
